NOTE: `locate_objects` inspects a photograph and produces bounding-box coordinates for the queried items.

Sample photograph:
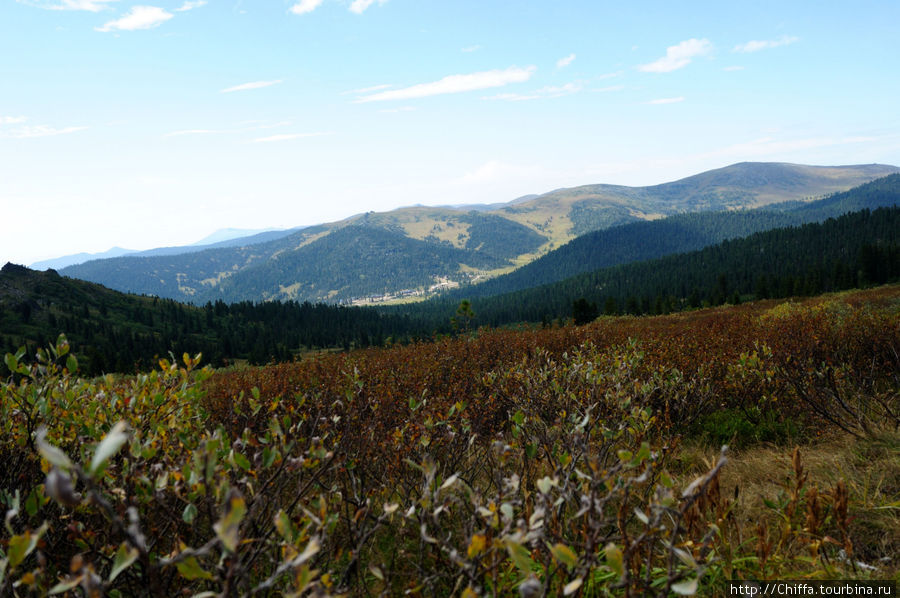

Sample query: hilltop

[57,162,898,305]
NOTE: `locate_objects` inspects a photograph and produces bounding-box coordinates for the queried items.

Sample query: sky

[2,0,900,267]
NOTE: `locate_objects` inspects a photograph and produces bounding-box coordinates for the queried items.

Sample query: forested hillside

[403,207,900,327]
[6,205,900,375]
[446,173,900,300]
[0,263,419,375]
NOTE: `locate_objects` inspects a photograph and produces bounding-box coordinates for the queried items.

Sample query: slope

[446,173,900,301]
[58,162,898,305]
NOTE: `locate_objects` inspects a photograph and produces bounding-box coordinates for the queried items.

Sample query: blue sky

[3,0,899,266]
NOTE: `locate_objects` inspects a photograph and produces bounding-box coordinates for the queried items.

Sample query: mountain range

[55,162,898,304]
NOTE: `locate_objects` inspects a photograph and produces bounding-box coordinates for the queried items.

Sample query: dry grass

[678,427,900,577]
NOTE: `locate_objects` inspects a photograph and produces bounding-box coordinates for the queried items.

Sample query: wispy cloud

[733,35,798,53]
[723,65,745,72]
[17,0,118,11]
[485,82,582,102]
[220,79,283,93]
[638,38,711,73]
[253,132,331,143]
[349,0,386,14]
[175,0,205,11]
[289,0,322,15]
[164,129,222,137]
[342,83,392,95]
[556,53,576,68]
[644,96,685,105]
[96,5,173,32]
[379,106,416,114]
[461,45,481,53]
[1,124,88,138]
[355,66,536,102]
[0,116,28,124]
[165,121,293,137]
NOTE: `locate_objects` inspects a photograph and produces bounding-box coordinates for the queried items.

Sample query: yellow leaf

[467,533,487,559]
[550,543,577,568]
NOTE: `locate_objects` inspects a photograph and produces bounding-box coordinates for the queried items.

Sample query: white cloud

[96,5,173,32]
[723,65,745,72]
[289,0,323,15]
[17,0,118,11]
[165,121,293,137]
[0,116,28,124]
[556,53,576,68]
[461,45,481,53]
[638,38,712,73]
[1,125,88,138]
[355,66,536,102]
[733,35,798,53]
[484,82,582,102]
[379,106,416,114]
[253,132,331,143]
[644,96,685,105]
[342,83,392,95]
[220,79,283,93]
[349,0,386,14]
[164,129,221,137]
[175,0,206,11]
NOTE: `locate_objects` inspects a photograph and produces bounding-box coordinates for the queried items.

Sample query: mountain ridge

[57,162,899,304]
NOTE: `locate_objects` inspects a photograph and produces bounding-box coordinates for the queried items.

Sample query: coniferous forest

[3,204,900,375]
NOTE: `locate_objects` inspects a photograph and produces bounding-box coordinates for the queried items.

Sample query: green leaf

[525,443,538,459]
[176,557,213,581]
[90,421,130,475]
[8,523,46,569]
[65,355,78,373]
[262,447,277,469]
[505,540,535,573]
[55,334,70,357]
[232,451,251,471]
[24,488,41,517]
[605,543,623,577]
[214,494,247,553]
[4,353,17,374]
[182,503,198,524]
[275,510,295,542]
[550,543,578,569]
[660,470,674,488]
[48,576,83,595]
[8,534,36,569]
[671,577,699,595]
[109,543,139,582]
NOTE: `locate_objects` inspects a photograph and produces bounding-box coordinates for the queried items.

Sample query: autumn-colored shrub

[1,286,897,596]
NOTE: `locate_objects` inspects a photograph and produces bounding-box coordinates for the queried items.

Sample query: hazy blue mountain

[30,247,136,271]
[58,162,899,305]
